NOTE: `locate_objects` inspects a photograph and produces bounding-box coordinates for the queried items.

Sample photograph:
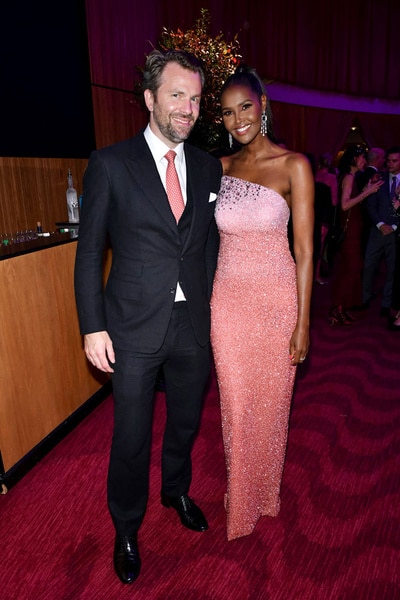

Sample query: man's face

[377,152,386,170]
[386,153,400,175]
[144,62,202,147]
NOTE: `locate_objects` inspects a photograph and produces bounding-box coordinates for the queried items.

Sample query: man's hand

[84,331,115,373]
[379,223,395,236]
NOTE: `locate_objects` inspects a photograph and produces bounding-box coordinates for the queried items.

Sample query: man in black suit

[362,146,400,316]
[357,147,386,189]
[74,49,222,584]
[356,147,386,255]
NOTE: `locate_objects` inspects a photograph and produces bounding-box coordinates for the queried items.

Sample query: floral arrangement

[135,9,242,153]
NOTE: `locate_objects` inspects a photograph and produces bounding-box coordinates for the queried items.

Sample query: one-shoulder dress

[211,176,298,540]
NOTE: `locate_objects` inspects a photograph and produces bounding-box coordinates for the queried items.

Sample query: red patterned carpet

[2,282,400,600]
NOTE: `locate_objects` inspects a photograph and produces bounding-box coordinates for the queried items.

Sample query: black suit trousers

[362,227,397,307]
[392,233,400,309]
[107,303,211,536]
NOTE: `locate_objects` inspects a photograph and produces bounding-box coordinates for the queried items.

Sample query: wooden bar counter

[0,233,110,490]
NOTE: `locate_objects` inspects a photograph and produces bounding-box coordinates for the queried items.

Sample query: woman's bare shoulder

[280,149,312,176]
[284,149,309,164]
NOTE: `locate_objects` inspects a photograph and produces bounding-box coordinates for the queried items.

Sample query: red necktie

[165,150,185,223]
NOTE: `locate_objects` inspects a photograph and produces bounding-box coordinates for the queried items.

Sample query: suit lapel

[182,145,211,250]
[121,135,212,245]
[384,173,391,199]
[123,135,179,234]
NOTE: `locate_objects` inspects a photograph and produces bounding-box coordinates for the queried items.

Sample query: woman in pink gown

[211,66,314,540]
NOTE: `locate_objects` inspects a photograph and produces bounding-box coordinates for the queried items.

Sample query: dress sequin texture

[211,176,298,540]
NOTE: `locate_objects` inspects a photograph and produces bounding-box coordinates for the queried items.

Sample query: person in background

[389,171,400,330]
[306,152,334,285]
[356,147,386,190]
[314,152,339,278]
[328,146,382,326]
[362,146,400,322]
[210,65,314,540]
[356,147,386,254]
[315,152,338,206]
[74,49,222,585]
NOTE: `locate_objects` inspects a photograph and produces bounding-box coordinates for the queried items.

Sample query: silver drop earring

[228,133,233,148]
[261,111,268,136]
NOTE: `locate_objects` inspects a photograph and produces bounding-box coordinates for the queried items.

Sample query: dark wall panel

[1,1,95,158]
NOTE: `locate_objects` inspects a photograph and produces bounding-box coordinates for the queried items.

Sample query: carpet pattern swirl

[1,283,400,599]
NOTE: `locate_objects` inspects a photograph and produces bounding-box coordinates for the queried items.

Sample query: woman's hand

[289,326,310,366]
[364,178,383,196]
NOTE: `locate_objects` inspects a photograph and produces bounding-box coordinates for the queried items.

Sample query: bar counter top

[0,230,78,260]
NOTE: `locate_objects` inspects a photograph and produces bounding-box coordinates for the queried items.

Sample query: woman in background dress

[328,145,383,326]
[210,65,314,540]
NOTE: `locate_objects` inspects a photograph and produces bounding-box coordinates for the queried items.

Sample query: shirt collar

[144,124,184,165]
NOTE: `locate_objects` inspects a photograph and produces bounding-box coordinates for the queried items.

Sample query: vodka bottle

[66,169,79,223]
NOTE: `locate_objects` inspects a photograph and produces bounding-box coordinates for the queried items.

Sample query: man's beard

[153,106,195,144]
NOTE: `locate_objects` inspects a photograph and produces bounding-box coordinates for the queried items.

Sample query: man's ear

[144,89,154,112]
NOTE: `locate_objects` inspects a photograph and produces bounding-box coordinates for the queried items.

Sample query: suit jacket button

[169,288,175,294]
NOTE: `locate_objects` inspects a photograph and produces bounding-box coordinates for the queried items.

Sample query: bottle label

[66,192,79,222]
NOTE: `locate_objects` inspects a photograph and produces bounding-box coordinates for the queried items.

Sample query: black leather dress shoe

[161,494,208,532]
[113,535,141,584]
[380,307,391,318]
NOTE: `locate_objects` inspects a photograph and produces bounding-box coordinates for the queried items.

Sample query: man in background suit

[362,146,400,317]
[357,147,386,190]
[356,147,386,255]
[74,49,222,584]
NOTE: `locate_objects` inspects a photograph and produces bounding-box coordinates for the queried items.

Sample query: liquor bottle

[66,169,79,223]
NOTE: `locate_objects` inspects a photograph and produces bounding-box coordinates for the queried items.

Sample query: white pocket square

[208,192,217,203]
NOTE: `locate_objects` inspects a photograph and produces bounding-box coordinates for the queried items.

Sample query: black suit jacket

[357,165,378,190]
[365,171,399,229]
[74,132,222,353]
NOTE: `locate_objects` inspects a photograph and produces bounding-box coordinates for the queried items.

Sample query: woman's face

[220,84,264,145]
[355,154,367,170]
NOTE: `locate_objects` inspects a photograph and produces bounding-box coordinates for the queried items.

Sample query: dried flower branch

[135,9,242,152]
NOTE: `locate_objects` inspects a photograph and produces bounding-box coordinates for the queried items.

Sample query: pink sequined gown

[211,176,298,540]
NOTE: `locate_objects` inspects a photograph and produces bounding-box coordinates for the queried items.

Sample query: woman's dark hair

[220,64,278,143]
[338,145,366,175]
[142,48,205,97]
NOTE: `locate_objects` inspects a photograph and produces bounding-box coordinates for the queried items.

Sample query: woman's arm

[341,174,383,211]
[288,153,315,365]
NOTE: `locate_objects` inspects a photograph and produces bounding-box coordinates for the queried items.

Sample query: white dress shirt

[144,125,187,301]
